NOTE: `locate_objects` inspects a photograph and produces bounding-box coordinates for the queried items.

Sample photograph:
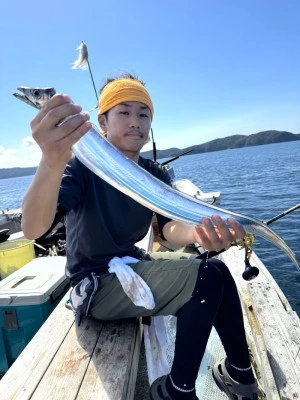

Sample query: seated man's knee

[207,258,229,273]
[207,258,237,288]
[194,259,224,292]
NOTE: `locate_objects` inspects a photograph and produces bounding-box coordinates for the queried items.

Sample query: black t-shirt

[58,156,172,284]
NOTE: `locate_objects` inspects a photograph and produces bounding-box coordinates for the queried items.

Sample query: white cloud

[22,151,42,166]
[0,146,18,157]
[0,137,41,169]
[0,147,20,168]
[3,148,18,155]
[22,136,39,152]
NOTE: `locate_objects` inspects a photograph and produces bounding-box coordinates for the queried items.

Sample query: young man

[22,74,258,399]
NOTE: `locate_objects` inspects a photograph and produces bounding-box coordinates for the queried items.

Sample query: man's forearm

[22,158,66,239]
[162,220,196,246]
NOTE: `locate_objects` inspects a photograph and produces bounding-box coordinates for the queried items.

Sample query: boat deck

[0,225,299,399]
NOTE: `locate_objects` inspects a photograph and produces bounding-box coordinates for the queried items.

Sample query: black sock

[166,375,197,399]
[225,359,255,384]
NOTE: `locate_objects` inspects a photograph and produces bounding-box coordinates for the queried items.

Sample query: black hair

[99,72,146,94]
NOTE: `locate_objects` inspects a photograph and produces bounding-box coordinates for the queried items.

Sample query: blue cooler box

[0,256,70,375]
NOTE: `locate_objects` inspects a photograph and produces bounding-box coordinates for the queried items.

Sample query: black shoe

[150,375,199,400]
[212,359,258,400]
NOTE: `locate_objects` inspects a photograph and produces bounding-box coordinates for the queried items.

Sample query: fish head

[13,87,56,109]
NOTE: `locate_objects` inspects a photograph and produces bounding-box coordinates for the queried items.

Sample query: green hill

[141,130,300,159]
[0,167,37,180]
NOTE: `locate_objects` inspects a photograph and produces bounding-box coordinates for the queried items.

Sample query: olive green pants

[90,251,200,320]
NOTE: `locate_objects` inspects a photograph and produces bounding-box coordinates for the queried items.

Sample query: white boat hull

[173,179,221,204]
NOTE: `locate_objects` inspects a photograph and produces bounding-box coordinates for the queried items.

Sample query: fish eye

[33,90,41,98]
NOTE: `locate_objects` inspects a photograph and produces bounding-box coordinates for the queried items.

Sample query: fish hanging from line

[13,86,300,271]
[72,41,89,70]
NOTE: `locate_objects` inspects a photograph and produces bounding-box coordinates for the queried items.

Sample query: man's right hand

[22,94,92,240]
[31,94,92,169]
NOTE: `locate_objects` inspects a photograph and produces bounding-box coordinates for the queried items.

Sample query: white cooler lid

[0,256,68,306]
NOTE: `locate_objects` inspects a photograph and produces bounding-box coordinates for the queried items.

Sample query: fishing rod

[150,128,193,165]
[161,149,194,166]
[264,203,300,225]
[151,128,157,163]
[195,203,300,281]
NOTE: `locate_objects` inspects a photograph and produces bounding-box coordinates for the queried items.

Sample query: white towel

[108,256,155,309]
[144,316,171,384]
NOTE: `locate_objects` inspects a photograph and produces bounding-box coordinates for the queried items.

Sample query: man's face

[99,101,151,157]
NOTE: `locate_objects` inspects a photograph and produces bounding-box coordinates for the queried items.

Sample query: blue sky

[1,0,300,168]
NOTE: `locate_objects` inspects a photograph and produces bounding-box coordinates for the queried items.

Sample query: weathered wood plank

[244,295,280,399]
[248,281,300,399]
[123,320,143,400]
[219,248,282,399]
[31,317,103,400]
[0,291,74,400]
[77,319,142,400]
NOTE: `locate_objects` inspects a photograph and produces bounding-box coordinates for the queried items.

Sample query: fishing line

[72,41,99,103]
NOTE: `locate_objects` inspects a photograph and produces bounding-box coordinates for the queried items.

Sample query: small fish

[72,41,89,70]
[13,87,300,271]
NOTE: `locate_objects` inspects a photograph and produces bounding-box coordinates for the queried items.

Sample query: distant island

[141,129,300,160]
[1,130,299,179]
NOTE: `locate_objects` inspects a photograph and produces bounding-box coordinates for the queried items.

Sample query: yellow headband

[98,78,154,119]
